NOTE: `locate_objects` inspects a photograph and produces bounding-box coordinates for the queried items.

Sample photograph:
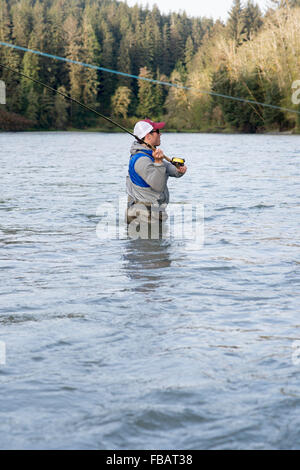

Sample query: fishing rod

[0,63,185,168]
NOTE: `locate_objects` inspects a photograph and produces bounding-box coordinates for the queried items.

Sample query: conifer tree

[52,85,69,129]
[11,0,33,47]
[64,14,83,101]
[47,0,67,88]
[24,86,39,121]
[20,32,42,118]
[227,0,247,45]
[143,13,156,72]
[263,80,285,130]
[0,0,10,45]
[136,67,156,118]
[64,13,85,125]
[170,14,186,66]
[98,20,116,112]
[244,0,263,39]
[0,0,23,112]
[82,12,101,113]
[153,68,166,115]
[111,86,132,119]
[161,23,172,76]
[39,87,54,128]
[117,35,132,87]
[184,36,194,71]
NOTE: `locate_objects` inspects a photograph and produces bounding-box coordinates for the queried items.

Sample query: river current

[0,131,299,449]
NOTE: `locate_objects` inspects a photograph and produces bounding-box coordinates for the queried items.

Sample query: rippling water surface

[0,132,299,449]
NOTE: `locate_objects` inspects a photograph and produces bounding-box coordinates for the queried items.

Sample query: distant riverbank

[1,109,298,134]
[1,125,298,135]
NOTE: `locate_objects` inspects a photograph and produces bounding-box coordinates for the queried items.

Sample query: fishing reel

[171,157,185,168]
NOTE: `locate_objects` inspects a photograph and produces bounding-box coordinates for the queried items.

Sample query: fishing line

[0,62,143,137]
[0,62,185,166]
[1,41,299,115]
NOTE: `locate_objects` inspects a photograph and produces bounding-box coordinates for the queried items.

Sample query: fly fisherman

[126,119,187,233]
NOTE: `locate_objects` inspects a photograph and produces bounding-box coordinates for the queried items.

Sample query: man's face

[145,129,161,147]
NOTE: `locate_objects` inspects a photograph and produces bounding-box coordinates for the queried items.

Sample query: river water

[0,131,299,450]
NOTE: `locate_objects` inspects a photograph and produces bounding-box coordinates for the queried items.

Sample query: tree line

[0,0,300,132]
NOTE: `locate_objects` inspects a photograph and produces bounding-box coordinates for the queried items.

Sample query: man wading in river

[126,119,187,236]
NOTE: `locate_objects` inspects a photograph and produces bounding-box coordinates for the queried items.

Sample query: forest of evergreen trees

[1,0,300,132]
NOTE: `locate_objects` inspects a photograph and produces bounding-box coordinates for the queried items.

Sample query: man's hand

[177,165,187,174]
[153,148,164,164]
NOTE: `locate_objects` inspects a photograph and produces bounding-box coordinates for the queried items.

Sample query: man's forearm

[166,161,184,177]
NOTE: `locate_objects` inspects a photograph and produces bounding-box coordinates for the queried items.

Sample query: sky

[120,0,270,20]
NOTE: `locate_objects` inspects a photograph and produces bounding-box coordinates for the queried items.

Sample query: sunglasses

[150,129,160,134]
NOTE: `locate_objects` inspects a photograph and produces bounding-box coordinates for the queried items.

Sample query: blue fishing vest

[128,150,154,188]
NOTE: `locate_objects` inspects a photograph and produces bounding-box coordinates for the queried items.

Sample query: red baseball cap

[142,118,166,131]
